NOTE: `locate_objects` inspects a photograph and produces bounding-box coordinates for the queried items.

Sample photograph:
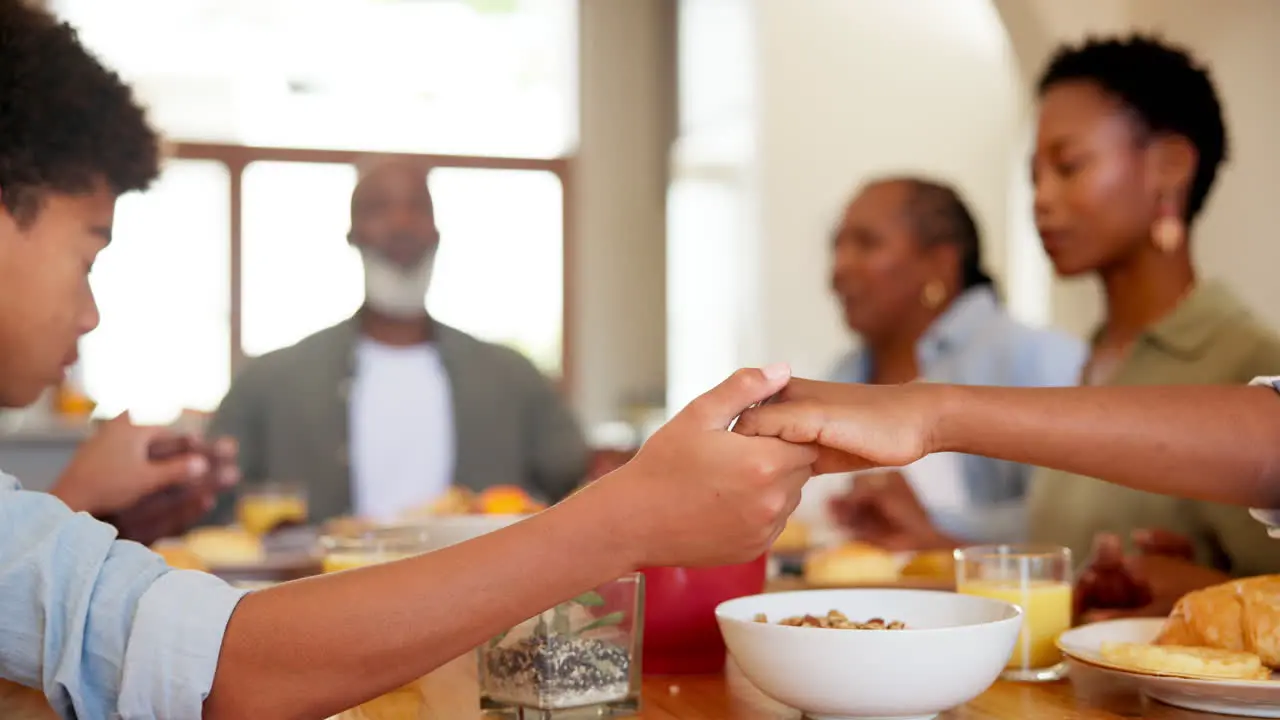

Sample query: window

[55,0,579,419]
[240,161,362,357]
[81,160,232,424]
[237,161,566,375]
[76,146,571,422]
[428,167,564,375]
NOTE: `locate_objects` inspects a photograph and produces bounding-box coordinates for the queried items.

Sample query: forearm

[935,384,1280,508]
[204,483,637,720]
[48,483,91,513]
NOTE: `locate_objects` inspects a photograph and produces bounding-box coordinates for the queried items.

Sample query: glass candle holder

[480,573,644,718]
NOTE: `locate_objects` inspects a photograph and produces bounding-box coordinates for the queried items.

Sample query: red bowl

[640,556,767,675]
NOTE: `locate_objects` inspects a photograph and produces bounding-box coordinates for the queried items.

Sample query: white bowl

[716,589,1022,720]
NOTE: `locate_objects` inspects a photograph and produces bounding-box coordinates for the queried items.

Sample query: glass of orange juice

[321,525,478,719]
[955,544,1072,682]
[236,482,308,536]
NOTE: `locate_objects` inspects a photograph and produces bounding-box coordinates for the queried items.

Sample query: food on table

[958,578,1072,670]
[478,485,544,515]
[753,609,906,630]
[771,518,810,554]
[180,527,264,565]
[426,485,475,515]
[900,549,955,579]
[236,492,307,536]
[803,542,900,584]
[322,515,376,537]
[1101,642,1272,680]
[400,485,546,520]
[332,680,427,720]
[1155,574,1280,668]
[152,543,209,572]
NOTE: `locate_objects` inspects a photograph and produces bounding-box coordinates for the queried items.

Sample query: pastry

[900,550,955,579]
[428,486,476,515]
[152,543,210,572]
[1155,574,1280,668]
[182,527,264,566]
[1101,642,1271,680]
[803,542,900,585]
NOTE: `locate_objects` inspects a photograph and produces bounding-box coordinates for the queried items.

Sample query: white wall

[669,0,1026,408]
[995,0,1280,336]
[1140,0,1280,335]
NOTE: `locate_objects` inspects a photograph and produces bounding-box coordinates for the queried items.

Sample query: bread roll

[182,527,264,566]
[804,542,900,585]
[901,550,955,579]
[1155,574,1280,668]
[152,543,210,572]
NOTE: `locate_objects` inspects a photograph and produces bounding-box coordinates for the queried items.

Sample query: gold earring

[921,280,947,310]
[1152,195,1185,253]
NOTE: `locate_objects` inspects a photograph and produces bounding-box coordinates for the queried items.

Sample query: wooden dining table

[636,660,1238,719]
[0,655,1243,719]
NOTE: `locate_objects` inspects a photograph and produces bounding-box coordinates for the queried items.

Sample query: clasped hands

[730,377,1228,619]
[730,377,940,474]
[51,413,240,545]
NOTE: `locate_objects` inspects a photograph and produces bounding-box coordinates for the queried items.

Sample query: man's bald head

[348,157,438,268]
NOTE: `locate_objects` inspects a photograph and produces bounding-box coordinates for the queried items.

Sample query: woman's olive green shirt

[1027,281,1280,575]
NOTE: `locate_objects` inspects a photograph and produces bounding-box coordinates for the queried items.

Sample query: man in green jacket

[209,159,587,524]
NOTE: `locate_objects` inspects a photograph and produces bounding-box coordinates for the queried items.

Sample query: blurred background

[3,0,1279,489]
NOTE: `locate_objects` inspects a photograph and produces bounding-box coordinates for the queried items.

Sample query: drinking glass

[955,544,1073,682]
[236,481,308,535]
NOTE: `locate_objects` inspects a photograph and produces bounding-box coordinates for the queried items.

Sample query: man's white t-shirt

[348,339,455,522]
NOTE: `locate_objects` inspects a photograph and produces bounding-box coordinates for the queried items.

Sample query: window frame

[167,141,577,395]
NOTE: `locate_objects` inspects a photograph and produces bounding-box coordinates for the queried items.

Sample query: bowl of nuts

[715,589,1022,720]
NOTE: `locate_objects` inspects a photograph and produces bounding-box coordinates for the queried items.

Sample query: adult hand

[829,471,958,552]
[588,365,818,567]
[104,435,240,545]
[1075,529,1228,624]
[51,413,209,515]
[732,378,942,475]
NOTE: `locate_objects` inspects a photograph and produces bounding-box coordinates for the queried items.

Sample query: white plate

[1058,618,1280,717]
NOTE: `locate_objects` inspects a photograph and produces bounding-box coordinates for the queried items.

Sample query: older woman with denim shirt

[823,177,1085,548]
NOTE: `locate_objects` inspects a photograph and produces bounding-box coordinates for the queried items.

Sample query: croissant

[1155,574,1280,668]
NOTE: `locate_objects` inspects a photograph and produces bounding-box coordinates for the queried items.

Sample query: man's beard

[360,248,435,319]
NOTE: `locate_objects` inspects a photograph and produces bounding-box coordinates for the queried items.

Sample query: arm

[735,378,1280,509]
[208,488,631,718]
[4,367,813,720]
[0,476,246,719]
[936,381,1280,508]
[1196,342,1280,574]
[204,365,814,718]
